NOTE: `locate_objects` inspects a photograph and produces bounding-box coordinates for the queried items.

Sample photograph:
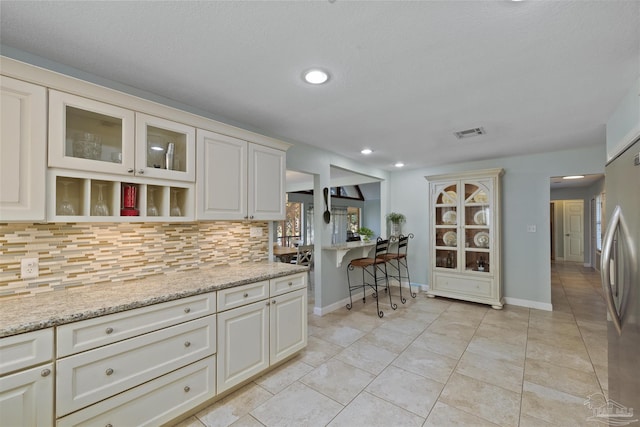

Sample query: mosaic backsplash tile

[0,221,269,298]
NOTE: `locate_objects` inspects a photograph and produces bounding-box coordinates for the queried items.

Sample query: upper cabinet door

[248,144,286,221]
[135,113,195,182]
[48,90,135,176]
[197,129,247,220]
[0,76,47,222]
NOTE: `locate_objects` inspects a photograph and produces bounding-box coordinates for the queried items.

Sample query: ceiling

[1,1,638,171]
[549,173,603,190]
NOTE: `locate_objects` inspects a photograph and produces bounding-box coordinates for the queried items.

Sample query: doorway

[563,200,584,263]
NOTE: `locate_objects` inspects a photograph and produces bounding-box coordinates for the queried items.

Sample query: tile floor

[172,261,607,427]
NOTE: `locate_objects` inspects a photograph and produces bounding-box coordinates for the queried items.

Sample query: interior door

[563,200,584,262]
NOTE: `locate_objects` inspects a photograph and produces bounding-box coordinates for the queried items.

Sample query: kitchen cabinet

[426,168,504,309]
[56,294,216,421]
[197,129,286,220]
[216,273,307,393]
[0,76,47,222]
[0,329,54,426]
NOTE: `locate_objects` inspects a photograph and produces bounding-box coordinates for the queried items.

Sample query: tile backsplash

[0,221,269,298]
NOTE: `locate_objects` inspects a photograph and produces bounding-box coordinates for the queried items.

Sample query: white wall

[388,144,605,308]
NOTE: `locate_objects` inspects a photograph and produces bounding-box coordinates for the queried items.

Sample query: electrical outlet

[527,225,537,233]
[21,257,39,279]
[250,227,263,237]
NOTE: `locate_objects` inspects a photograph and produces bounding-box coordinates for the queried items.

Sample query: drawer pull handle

[127,168,134,173]
[184,307,191,314]
[105,368,114,376]
[41,368,51,377]
[184,341,191,347]
[184,386,191,393]
[243,293,249,298]
[138,169,145,174]
[105,327,114,334]
[288,282,293,286]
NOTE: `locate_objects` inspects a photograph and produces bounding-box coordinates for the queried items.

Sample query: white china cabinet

[426,168,504,309]
[197,129,286,221]
[0,76,47,222]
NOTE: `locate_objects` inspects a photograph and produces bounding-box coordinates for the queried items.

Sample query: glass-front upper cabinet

[49,91,195,182]
[433,181,459,270]
[462,180,491,273]
[49,90,135,175]
[135,113,195,182]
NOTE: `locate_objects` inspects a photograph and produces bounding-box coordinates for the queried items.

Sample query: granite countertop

[0,262,307,338]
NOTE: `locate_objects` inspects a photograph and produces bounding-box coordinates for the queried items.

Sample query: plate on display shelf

[441,190,457,204]
[473,209,488,225]
[473,191,488,203]
[442,210,457,225]
[474,231,490,248]
[443,231,457,247]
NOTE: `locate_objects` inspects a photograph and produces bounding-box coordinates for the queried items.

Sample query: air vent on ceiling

[454,127,485,139]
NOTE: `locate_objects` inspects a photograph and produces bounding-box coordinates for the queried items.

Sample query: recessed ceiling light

[361,148,373,155]
[394,162,405,168]
[303,69,329,85]
[562,175,585,180]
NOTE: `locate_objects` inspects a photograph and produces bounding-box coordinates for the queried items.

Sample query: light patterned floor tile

[334,339,398,375]
[392,343,457,384]
[228,415,264,427]
[299,358,375,405]
[195,383,272,427]
[524,358,601,398]
[520,381,592,426]
[250,382,343,427]
[311,324,367,347]
[355,324,415,354]
[172,416,206,427]
[297,335,344,367]
[327,391,424,427]
[455,350,524,393]
[412,330,470,360]
[254,359,314,394]
[424,401,500,427]
[365,365,443,417]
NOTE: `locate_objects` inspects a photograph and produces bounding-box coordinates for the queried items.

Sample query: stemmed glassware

[57,180,76,215]
[147,188,159,216]
[92,183,109,216]
[170,189,182,216]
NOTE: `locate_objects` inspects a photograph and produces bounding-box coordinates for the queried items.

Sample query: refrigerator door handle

[601,205,623,335]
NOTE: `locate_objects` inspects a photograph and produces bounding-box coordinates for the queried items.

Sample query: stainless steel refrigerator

[601,138,640,422]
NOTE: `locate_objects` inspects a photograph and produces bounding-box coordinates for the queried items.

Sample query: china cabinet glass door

[434,182,459,271]
[462,181,491,273]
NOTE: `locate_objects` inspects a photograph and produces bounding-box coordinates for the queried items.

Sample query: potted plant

[357,227,374,242]
[386,212,406,235]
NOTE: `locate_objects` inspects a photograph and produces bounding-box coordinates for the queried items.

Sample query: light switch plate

[250,227,263,237]
[527,225,537,233]
[21,257,39,279]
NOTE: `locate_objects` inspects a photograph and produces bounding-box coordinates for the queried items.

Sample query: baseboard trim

[504,297,552,311]
[583,263,591,267]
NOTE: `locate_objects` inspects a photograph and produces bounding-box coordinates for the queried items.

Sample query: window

[276,201,303,246]
[347,207,361,232]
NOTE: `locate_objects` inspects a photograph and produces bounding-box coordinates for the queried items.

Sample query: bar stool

[346,237,397,318]
[383,233,416,304]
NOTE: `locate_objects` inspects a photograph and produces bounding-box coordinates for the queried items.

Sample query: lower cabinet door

[0,363,54,427]
[217,300,269,393]
[270,289,307,364]
[56,356,216,427]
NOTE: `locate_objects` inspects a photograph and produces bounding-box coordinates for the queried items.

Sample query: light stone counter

[322,241,376,267]
[0,262,307,338]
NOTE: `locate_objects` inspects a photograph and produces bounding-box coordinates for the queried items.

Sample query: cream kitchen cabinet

[426,168,504,309]
[197,129,286,221]
[0,328,54,427]
[49,90,195,182]
[55,294,216,421]
[216,273,307,393]
[0,75,47,222]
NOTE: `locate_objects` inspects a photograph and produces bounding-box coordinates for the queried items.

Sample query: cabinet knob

[41,368,51,377]
[106,424,113,427]
[138,169,145,174]
[184,341,191,347]
[243,293,249,298]
[272,300,277,305]
[105,368,114,376]
[288,282,293,286]
[105,327,114,334]
[184,386,191,393]
[244,216,249,219]
[127,168,134,173]
[184,307,191,314]
[250,215,254,219]
[266,302,270,306]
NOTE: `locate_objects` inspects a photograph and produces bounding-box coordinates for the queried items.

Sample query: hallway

[173,261,608,427]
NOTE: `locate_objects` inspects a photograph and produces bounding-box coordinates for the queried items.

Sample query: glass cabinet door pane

[65,106,123,164]
[465,251,490,273]
[146,126,187,172]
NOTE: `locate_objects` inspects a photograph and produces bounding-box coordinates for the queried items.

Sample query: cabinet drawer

[0,328,53,375]
[270,273,307,297]
[434,274,492,298]
[57,293,216,357]
[56,315,216,416]
[217,281,268,312]
[57,356,215,427]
